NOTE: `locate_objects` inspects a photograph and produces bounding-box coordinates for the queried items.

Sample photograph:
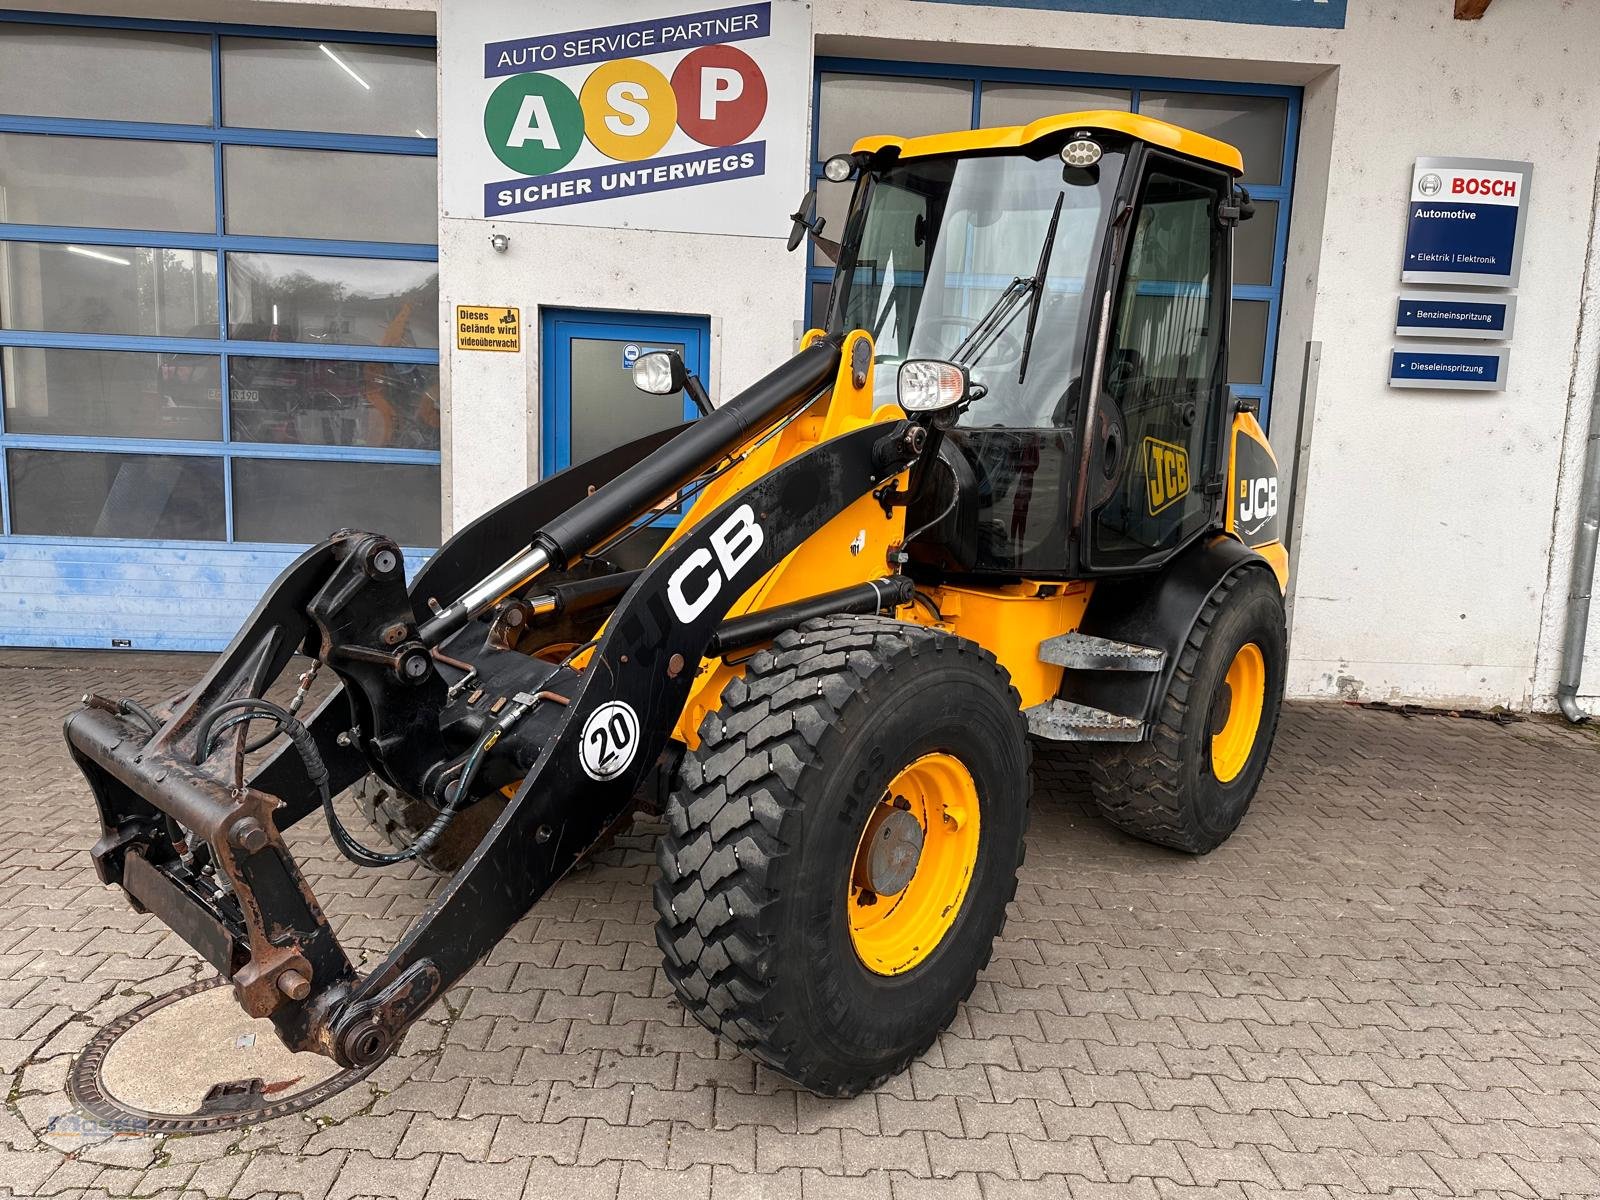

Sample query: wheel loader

[66,110,1288,1097]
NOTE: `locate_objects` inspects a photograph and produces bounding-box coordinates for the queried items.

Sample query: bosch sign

[1401,157,1533,287]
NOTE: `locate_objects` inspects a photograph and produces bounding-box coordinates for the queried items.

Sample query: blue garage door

[0,14,439,650]
[807,60,1299,427]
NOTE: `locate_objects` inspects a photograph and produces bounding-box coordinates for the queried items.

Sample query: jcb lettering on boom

[666,503,765,623]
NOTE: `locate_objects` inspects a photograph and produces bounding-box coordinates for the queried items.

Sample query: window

[810,63,1297,425]
[0,17,440,567]
[1095,165,1228,562]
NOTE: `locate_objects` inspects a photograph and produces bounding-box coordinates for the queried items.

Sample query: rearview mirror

[633,350,686,396]
[787,188,822,253]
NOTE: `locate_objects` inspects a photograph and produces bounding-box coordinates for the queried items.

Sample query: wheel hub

[861,805,925,894]
[848,752,982,976]
[1211,642,1267,783]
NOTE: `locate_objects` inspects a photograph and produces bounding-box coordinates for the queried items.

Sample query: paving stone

[8,667,1600,1200]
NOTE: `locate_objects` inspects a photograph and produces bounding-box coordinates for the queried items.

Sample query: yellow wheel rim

[1211,642,1266,784]
[848,752,981,976]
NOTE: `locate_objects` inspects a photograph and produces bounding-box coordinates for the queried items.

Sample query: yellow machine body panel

[1224,410,1289,590]
[853,110,1244,176]
[668,330,911,746]
[897,580,1093,710]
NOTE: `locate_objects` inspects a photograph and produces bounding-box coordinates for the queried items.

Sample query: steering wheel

[912,314,1025,373]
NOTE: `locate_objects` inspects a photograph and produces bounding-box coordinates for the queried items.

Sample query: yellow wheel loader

[67,110,1288,1097]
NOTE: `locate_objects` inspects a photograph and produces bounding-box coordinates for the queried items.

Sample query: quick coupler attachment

[66,700,357,1057]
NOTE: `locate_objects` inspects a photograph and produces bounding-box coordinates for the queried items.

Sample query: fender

[1061,536,1278,725]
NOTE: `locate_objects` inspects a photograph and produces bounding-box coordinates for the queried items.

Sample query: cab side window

[1093,164,1227,562]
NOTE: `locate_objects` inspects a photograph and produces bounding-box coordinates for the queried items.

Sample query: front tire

[1089,565,1286,854]
[653,616,1030,1096]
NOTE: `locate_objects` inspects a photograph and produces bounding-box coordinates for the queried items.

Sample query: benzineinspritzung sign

[441,1,811,236]
[911,0,1346,27]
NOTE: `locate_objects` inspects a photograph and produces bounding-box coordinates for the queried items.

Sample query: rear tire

[653,615,1030,1096]
[1088,566,1286,854]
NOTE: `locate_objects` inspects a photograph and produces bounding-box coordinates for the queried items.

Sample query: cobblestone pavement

[2,657,1600,1199]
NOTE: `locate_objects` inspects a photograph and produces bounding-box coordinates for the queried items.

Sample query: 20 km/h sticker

[580,700,641,780]
[456,304,521,352]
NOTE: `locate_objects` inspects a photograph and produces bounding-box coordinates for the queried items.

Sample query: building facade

[1,0,1598,714]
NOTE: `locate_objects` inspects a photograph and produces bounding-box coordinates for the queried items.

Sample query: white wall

[437,220,805,529]
[426,0,1600,709]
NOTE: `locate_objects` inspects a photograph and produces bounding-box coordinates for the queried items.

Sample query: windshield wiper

[950,276,1032,366]
[1017,191,1065,386]
[949,189,1066,386]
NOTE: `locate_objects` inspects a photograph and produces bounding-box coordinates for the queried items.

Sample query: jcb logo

[668,503,765,623]
[1142,437,1190,516]
[1239,476,1278,525]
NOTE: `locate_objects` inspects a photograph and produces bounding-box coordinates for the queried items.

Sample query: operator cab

[813,112,1248,581]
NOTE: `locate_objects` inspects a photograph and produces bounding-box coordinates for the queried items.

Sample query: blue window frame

[808,58,1299,428]
[540,308,710,529]
[0,11,438,650]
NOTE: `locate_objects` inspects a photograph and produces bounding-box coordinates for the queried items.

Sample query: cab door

[1083,153,1232,573]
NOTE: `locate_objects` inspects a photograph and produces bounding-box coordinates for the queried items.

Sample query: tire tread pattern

[1087,566,1279,854]
[653,614,1029,1096]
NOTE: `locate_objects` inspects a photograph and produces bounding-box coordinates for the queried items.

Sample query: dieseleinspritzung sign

[441,0,811,236]
[911,0,1346,28]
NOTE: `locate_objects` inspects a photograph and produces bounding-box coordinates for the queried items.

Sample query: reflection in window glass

[0,133,214,233]
[1230,299,1270,385]
[226,253,439,348]
[223,147,437,243]
[0,243,218,338]
[979,84,1132,126]
[222,38,437,137]
[1234,199,1280,288]
[1097,171,1223,558]
[568,338,685,467]
[809,281,831,326]
[229,357,439,450]
[232,458,439,546]
[0,23,210,123]
[816,75,973,160]
[1137,92,1289,183]
[3,347,222,441]
[813,177,855,267]
[840,151,1119,428]
[8,449,224,540]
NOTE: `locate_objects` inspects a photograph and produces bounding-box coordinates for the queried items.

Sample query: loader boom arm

[66,335,927,1067]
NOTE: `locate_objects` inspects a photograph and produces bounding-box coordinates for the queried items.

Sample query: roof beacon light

[1061,138,1103,168]
[823,155,854,183]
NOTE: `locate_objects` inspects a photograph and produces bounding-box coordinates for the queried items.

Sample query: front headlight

[897,359,971,412]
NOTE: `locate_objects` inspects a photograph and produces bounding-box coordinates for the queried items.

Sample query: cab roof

[851,109,1244,177]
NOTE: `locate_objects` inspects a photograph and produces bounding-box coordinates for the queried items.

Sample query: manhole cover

[67,977,379,1133]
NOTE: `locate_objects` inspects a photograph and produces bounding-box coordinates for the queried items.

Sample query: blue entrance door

[541,309,711,479]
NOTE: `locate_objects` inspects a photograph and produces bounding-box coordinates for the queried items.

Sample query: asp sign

[1402,157,1533,287]
[441,0,811,236]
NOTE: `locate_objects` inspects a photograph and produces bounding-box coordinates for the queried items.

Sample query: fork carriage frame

[66,337,929,1067]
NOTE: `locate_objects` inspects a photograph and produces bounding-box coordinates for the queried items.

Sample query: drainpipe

[1557,357,1600,722]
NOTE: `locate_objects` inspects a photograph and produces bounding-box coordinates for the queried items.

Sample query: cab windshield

[831,148,1125,429]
